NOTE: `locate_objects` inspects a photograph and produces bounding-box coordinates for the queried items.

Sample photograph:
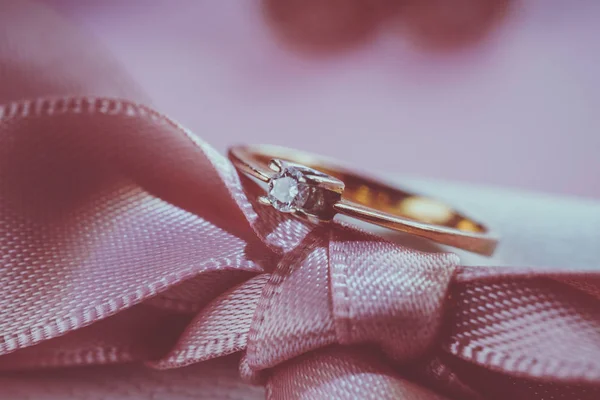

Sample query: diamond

[267,166,310,212]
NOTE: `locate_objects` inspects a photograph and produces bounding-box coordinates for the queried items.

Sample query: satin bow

[0,97,599,400]
[1,2,600,399]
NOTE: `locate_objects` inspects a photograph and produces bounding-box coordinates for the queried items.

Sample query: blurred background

[44,0,600,198]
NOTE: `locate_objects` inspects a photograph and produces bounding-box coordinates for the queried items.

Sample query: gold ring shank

[228,145,498,256]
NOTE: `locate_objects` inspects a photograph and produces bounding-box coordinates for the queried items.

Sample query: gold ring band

[228,145,498,256]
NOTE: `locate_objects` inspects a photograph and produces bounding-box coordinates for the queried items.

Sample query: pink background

[44,0,600,198]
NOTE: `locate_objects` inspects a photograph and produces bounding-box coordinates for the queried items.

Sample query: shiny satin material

[1,1,599,399]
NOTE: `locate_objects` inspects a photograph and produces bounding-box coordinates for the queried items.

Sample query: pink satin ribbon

[0,97,599,400]
[1,2,600,399]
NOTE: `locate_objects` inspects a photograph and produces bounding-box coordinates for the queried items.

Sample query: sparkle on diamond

[267,166,309,212]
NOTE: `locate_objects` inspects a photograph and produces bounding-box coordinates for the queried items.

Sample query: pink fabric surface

[41,0,600,198]
[1,1,600,399]
[0,355,266,400]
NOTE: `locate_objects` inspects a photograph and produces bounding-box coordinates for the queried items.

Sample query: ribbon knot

[244,225,458,372]
[329,235,458,360]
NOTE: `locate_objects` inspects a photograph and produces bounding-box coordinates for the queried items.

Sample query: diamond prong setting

[268,159,283,172]
[265,159,343,219]
[257,196,272,206]
[267,163,309,213]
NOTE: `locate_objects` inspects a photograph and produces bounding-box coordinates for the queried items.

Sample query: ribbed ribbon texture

[1,2,599,399]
